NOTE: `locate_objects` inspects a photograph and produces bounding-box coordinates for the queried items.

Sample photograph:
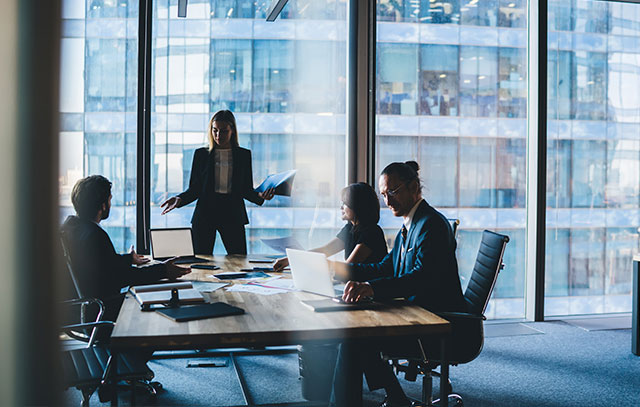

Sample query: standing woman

[161,110,274,254]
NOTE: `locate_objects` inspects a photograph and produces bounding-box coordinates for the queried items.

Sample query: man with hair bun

[331,161,465,407]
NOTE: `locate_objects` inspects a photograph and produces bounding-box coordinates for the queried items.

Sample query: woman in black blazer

[161,110,274,254]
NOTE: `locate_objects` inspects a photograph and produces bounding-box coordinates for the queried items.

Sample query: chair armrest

[436,311,486,321]
[61,321,114,332]
[62,297,106,307]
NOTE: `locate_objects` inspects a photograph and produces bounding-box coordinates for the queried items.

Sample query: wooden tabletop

[110,255,451,350]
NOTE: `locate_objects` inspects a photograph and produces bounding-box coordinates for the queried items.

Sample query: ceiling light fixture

[266,0,290,22]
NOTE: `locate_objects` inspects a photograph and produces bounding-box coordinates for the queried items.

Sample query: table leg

[111,351,119,407]
[439,338,448,407]
[230,353,251,406]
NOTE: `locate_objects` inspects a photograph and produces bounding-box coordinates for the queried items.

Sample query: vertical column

[347,0,375,185]
[526,0,547,321]
[137,0,153,253]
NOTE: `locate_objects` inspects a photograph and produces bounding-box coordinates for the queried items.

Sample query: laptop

[286,248,345,297]
[149,228,209,265]
[286,248,382,312]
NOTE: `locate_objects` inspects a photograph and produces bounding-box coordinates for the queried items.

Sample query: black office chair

[60,297,154,406]
[59,234,161,405]
[388,230,509,406]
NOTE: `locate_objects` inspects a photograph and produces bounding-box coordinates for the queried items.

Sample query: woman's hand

[130,245,150,266]
[258,187,276,201]
[160,196,182,215]
[273,257,289,272]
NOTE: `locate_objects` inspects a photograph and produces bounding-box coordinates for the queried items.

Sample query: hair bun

[405,160,419,173]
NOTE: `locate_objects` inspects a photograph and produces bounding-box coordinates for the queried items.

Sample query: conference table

[110,255,452,406]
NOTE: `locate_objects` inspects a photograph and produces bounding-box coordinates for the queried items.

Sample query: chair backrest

[447,218,460,238]
[60,231,83,298]
[464,230,509,316]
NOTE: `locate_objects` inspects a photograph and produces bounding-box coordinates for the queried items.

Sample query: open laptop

[286,248,341,297]
[286,249,381,312]
[149,228,209,265]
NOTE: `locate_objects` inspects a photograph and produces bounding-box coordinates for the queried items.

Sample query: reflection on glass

[150,0,348,254]
[376,0,527,318]
[546,0,639,316]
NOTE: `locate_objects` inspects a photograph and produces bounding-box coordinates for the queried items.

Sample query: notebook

[149,228,209,264]
[301,298,384,313]
[156,302,245,322]
[130,281,205,305]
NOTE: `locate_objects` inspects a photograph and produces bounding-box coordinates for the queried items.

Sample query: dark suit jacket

[61,216,167,322]
[349,200,466,313]
[177,146,264,227]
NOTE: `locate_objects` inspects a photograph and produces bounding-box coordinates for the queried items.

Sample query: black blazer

[349,200,466,313]
[61,216,167,321]
[177,146,264,227]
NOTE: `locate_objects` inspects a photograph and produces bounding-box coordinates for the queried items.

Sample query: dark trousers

[192,222,247,255]
[332,338,417,407]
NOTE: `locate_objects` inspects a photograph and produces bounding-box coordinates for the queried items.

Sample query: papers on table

[226,284,288,296]
[224,276,297,296]
[190,281,228,292]
[255,170,297,197]
[261,236,304,254]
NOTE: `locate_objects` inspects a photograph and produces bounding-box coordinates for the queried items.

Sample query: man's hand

[165,258,191,280]
[258,187,276,201]
[273,257,289,272]
[130,245,150,265]
[342,281,374,303]
[160,196,182,215]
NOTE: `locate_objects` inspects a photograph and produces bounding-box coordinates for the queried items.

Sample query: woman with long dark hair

[273,182,387,271]
[160,110,274,254]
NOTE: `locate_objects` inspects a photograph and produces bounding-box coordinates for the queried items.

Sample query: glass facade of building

[375,0,528,318]
[545,0,640,315]
[59,0,640,318]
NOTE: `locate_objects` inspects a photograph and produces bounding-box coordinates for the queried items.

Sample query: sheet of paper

[191,281,228,292]
[225,284,288,296]
[249,278,296,291]
[261,236,304,254]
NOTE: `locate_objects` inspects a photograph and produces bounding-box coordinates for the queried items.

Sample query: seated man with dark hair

[61,175,190,329]
[331,161,466,407]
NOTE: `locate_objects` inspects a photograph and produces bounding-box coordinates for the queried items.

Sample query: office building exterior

[59,0,640,318]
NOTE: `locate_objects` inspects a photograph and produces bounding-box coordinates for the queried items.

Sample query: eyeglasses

[380,183,406,200]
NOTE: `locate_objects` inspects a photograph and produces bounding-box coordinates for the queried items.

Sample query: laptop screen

[150,228,195,259]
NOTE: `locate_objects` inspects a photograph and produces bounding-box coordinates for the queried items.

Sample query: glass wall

[59,0,138,251]
[149,0,348,253]
[375,0,528,318]
[546,0,640,315]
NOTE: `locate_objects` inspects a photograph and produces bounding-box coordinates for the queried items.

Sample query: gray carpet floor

[63,321,640,406]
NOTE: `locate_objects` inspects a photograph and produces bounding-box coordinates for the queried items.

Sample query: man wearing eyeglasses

[331,161,466,407]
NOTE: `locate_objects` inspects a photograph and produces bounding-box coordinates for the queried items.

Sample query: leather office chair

[60,298,154,406]
[387,230,509,406]
[59,234,161,405]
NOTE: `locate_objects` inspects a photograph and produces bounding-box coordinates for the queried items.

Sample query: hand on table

[273,257,289,272]
[164,258,192,280]
[342,281,374,303]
